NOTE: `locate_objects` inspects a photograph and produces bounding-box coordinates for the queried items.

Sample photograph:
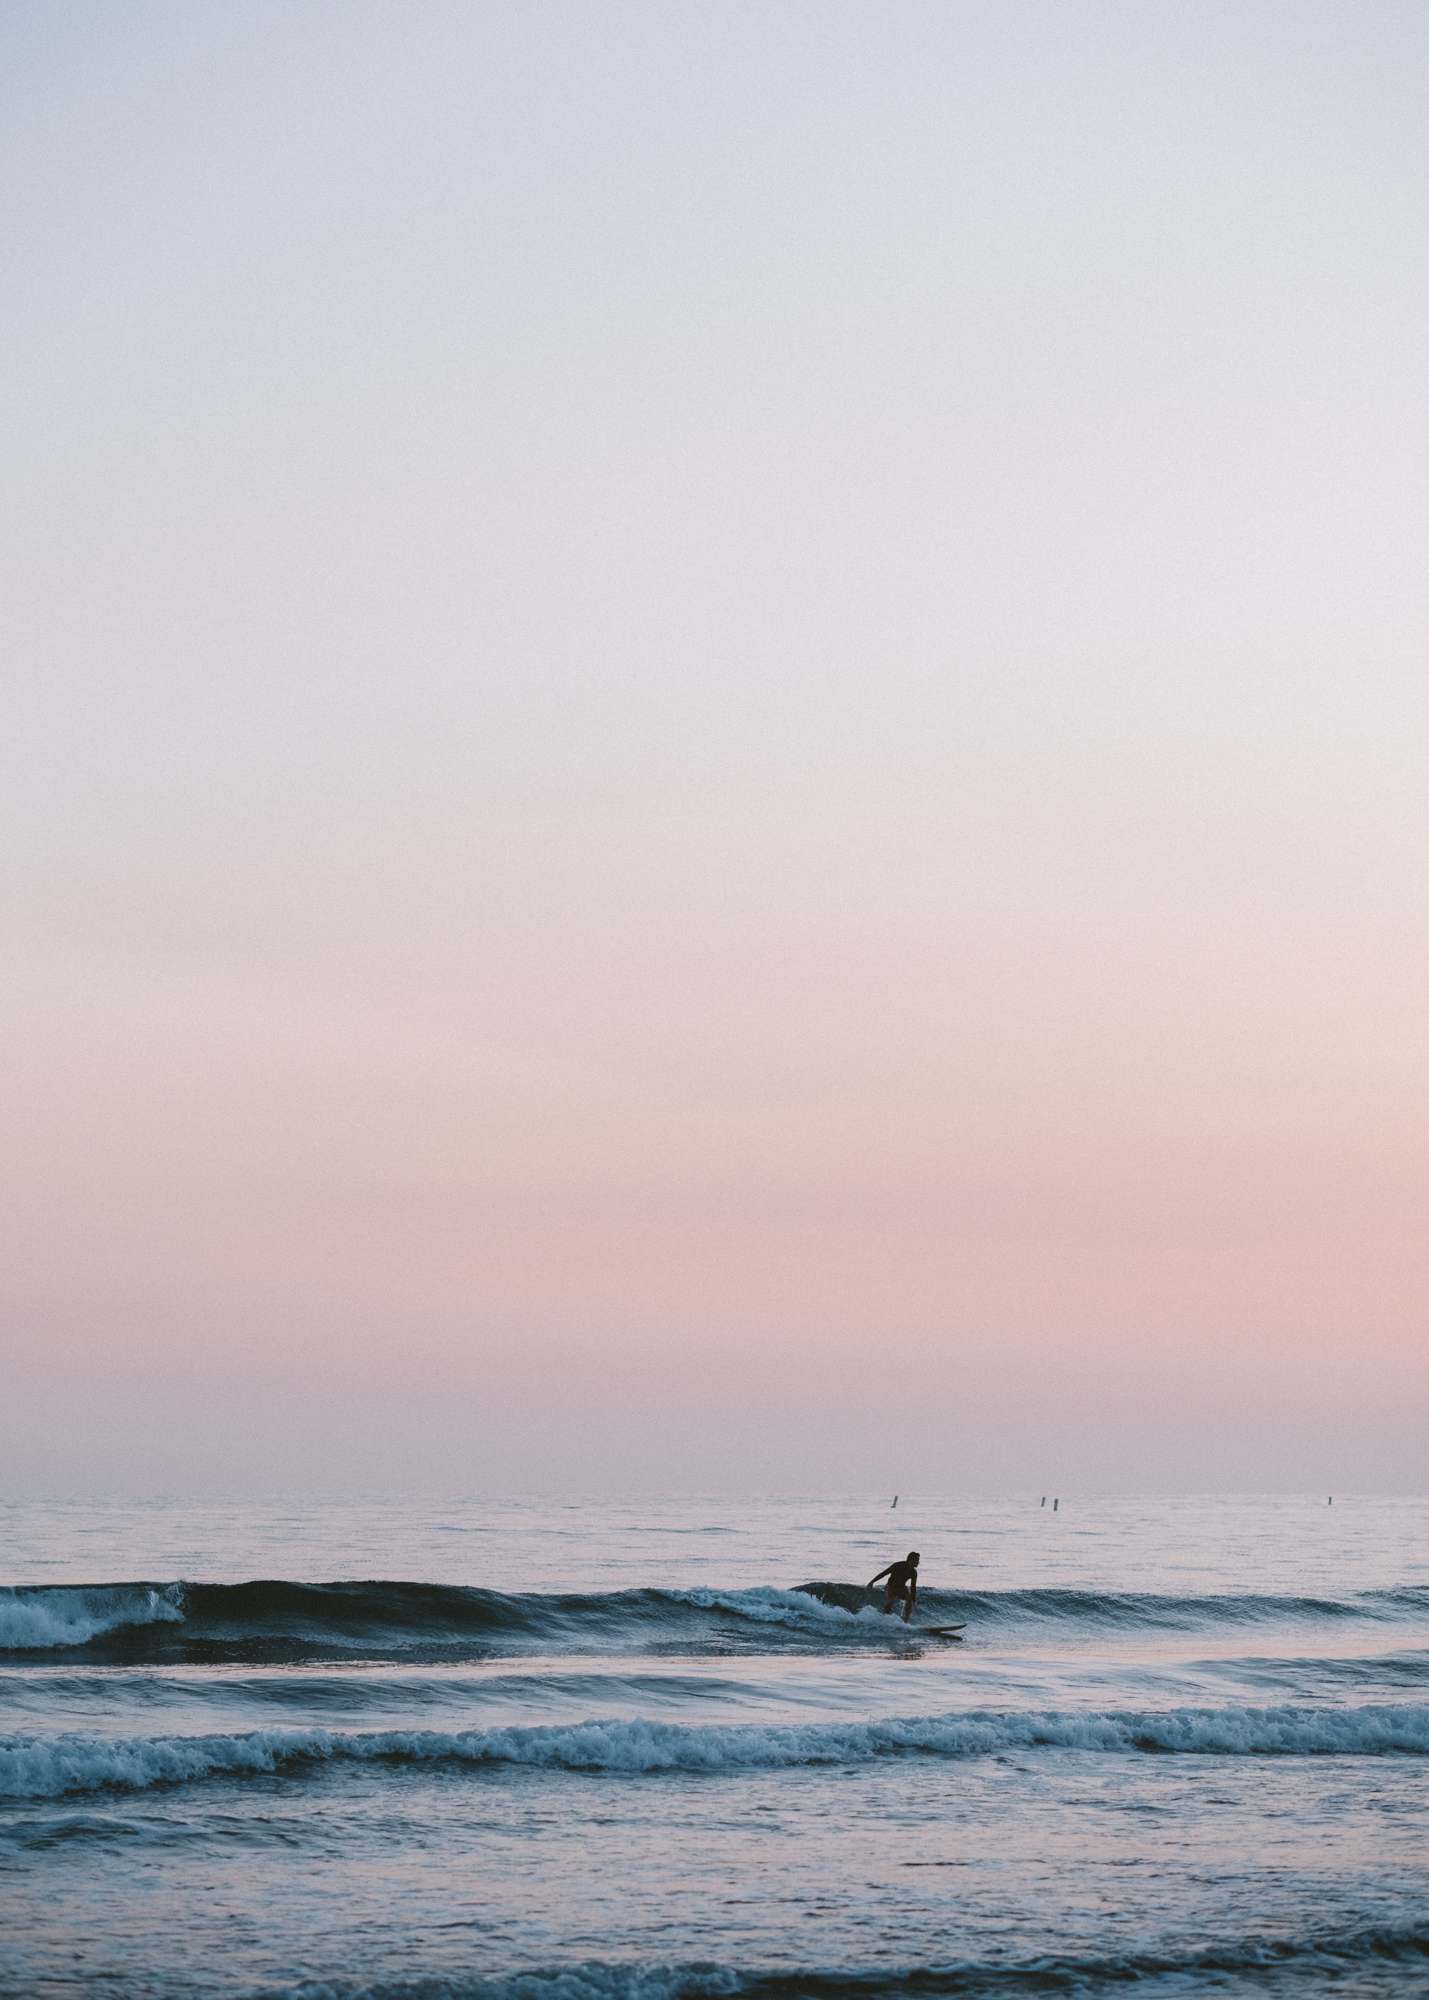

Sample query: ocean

[3,1492,1428,1999]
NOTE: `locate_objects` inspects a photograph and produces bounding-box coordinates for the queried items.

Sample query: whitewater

[3,1493,1428,2000]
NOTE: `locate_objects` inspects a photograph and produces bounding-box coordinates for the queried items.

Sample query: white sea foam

[6,1702,1429,1801]
[668,1587,883,1630]
[0,1586,184,1651]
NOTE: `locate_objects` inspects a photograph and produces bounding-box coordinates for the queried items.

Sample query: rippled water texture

[3,1493,1427,1998]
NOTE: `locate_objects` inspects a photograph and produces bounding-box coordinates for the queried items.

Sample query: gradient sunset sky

[4,2,1426,1493]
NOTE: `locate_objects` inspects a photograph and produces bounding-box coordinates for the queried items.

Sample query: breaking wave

[236,1921,1429,2000]
[0,1584,183,1652]
[4,1579,1427,1662]
[6,1701,1429,1800]
[796,1580,1429,1630]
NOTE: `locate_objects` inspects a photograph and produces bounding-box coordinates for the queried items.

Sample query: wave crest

[5,1578,1426,1662]
[6,1701,1429,1800]
[0,1585,183,1651]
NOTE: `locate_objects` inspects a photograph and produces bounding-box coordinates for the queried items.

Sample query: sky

[3,1,1426,1495]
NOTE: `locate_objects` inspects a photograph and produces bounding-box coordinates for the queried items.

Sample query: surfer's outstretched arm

[867,1564,893,1588]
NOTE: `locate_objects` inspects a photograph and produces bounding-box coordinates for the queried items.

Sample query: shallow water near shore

[3,1493,1428,1999]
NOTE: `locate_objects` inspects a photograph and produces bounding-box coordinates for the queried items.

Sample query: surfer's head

[907,1551,920,1566]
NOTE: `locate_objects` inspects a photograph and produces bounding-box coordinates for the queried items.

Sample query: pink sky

[3,3,1426,1492]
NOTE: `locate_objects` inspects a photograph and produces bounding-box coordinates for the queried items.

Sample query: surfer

[868,1551,919,1623]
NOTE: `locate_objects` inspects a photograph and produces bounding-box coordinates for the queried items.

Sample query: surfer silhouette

[868,1551,919,1622]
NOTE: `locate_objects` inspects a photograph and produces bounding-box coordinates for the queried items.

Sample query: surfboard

[920,1624,966,1639]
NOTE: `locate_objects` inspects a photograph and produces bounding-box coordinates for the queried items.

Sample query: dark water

[3,1494,1428,1998]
